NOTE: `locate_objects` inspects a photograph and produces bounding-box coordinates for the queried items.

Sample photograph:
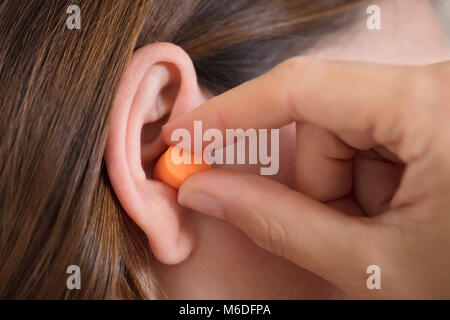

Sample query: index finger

[162,57,425,153]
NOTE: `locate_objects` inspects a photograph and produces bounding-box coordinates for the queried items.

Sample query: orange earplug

[153,146,212,189]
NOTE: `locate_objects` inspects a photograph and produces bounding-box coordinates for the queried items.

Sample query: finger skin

[295,122,404,215]
[178,169,379,297]
[295,122,355,202]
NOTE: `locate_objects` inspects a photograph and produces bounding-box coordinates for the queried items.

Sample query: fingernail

[178,189,224,219]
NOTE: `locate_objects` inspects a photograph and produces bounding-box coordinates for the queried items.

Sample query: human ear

[105,43,209,264]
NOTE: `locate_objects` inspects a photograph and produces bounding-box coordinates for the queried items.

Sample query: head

[6,0,442,299]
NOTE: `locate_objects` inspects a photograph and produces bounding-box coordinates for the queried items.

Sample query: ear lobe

[105,43,207,264]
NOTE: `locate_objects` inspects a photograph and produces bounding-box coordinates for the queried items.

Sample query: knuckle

[250,210,288,259]
[396,68,428,112]
[411,68,441,108]
[407,66,448,117]
[431,66,450,110]
[386,67,444,163]
[270,57,318,118]
[271,56,316,85]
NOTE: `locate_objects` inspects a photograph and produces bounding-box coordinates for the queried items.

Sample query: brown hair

[0,0,363,299]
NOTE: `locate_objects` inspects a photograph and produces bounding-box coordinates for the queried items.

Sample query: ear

[105,43,210,264]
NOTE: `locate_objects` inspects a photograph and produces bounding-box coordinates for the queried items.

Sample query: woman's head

[0,0,363,299]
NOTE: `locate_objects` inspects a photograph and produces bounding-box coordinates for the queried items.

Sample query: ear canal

[141,115,170,177]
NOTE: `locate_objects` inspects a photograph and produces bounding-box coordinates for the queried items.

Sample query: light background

[431,0,450,40]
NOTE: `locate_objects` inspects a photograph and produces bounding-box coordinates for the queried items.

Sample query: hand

[162,57,450,299]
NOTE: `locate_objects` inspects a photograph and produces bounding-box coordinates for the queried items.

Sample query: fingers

[178,169,377,295]
[163,57,423,159]
[294,122,404,216]
[353,152,404,216]
[294,122,355,202]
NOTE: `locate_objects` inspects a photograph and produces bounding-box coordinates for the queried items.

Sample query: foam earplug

[154,146,212,189]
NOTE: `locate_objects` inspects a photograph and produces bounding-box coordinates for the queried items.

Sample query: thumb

[178,169,380,296]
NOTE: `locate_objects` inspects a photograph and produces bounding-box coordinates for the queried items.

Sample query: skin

[162,1,450,299]
[106,0,450,299]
